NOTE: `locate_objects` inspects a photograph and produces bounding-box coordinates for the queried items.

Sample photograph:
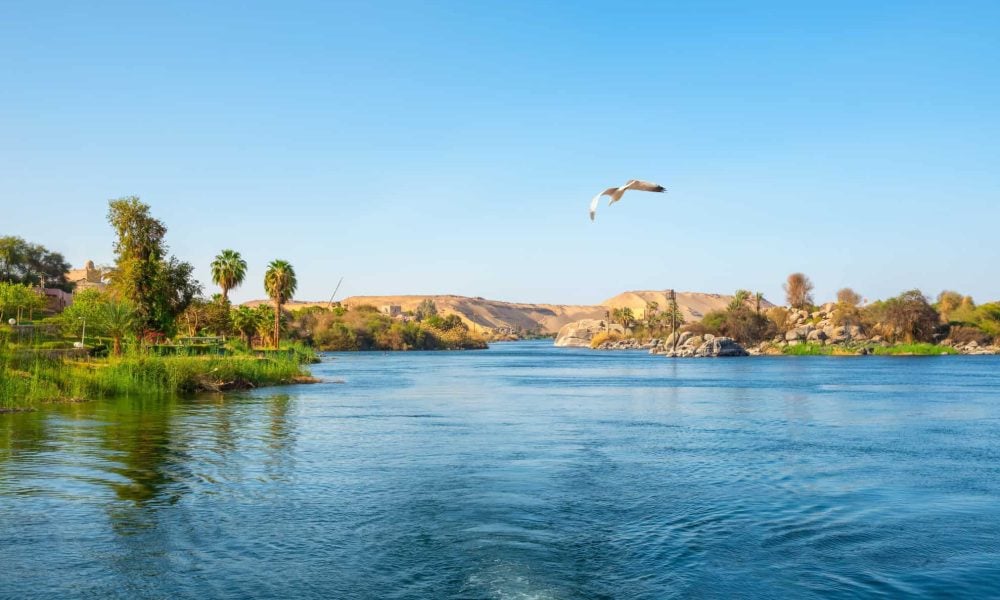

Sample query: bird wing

[589,187,619,221]
[624,179,667,193]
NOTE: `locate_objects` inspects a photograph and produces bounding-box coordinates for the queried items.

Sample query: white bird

[589,179,667,221]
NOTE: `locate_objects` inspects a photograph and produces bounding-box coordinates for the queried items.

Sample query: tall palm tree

[264,260,297,348]
[210,249,247,302]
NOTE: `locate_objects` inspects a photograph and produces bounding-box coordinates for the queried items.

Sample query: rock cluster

[593,338,655,351]
[554,319,624,348]
[649,332,749,358]
[940,339,1000,355]
[774,303,873,346]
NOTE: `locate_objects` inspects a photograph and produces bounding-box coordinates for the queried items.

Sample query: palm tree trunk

[113,336,122,356]
[274,301,281,349]
[222,287,229,303]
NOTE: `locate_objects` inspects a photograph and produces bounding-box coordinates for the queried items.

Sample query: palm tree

[231,305,259,348]
[104,300,137,356]
[728,289,751,312]
[210,249,247,302]
[264,260,297,348]
[754,292,765,315]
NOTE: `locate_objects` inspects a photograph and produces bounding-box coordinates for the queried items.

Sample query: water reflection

[0,393,298,507]
[2,347,1000,599]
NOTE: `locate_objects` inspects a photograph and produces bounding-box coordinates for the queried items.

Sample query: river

[2,341,999,598]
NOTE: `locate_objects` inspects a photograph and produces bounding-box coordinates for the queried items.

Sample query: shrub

[589,331,622,348]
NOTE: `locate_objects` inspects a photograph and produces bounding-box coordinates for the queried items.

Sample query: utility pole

[670,289,678,352]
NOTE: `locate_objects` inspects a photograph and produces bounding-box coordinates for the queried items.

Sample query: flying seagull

[589,179,667,221]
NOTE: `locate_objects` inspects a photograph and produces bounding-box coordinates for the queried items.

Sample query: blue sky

[2,1,998,305]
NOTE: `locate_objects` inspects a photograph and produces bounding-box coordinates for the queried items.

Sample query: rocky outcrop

[652,333,749,358]
[554,320,624,348]
[593,338,657,351]
[940,339,1000,355]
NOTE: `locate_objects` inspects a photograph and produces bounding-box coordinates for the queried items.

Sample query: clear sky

[2,1,998,305]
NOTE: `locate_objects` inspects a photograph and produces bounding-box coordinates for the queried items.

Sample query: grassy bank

[780,342,957,356]
[1,347,316,411]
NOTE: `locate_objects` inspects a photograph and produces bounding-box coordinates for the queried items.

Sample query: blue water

[2,341,1000,598]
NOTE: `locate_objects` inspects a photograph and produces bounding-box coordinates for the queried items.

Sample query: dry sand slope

[245,291,771,334]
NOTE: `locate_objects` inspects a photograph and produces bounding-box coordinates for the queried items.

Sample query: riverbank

[0,349,317,412]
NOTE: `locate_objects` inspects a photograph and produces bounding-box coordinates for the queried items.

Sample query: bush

[589,331,622,348]
[948,326,991,345]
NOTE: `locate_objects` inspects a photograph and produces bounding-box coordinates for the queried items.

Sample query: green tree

[103,300,138,356]
[0,236,73,292]
[415,299,438,321]
[60,290,137,354]
[0,282,46,323]
[107,197,201,335]
[936,290,963,322]
[210,249,247,302]
[231,305,260,347]
[728,289,751,312]
[866,289,940,343]
[264,260,297,348]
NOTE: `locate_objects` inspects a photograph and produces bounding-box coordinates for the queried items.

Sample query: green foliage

[0,282,47,323]
[611,307,636,329]
[264,260,297,348]
[0,348,309,409]
[704,305,775,345]
[870,343,956,356]
[863,289,940,343]
[947,301,1000,339]
[414,299,438,321]
[210,249,247,301]
[106,197,201,335]
[728,289,751,312]
[0,236,74,292]
[287,305,486,351]
[781,343,833,355]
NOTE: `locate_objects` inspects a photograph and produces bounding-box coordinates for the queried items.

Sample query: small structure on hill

[380,305,402,318]
[67,260,107,292]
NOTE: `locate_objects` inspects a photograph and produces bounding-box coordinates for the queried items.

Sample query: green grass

[870,343,957,356]
[781,342,957,356]
[1,345,315,411]
[781,342,835,355]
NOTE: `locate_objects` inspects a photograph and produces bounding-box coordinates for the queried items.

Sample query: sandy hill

[244,290,770,334]
[340,295,606,333]
[601,290,775,324]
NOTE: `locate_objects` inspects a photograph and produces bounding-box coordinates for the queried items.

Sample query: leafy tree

[0,236,73,292]
[264,260,297,348]
[936,290,964,322]
[0,282,46,323]
[415,299,438,321]
[210,249,247,302]
[106,197,200,335]
[783,273,814,309]
[833,287,864,326]
[865,289,940,343]
[60,289,137,354]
